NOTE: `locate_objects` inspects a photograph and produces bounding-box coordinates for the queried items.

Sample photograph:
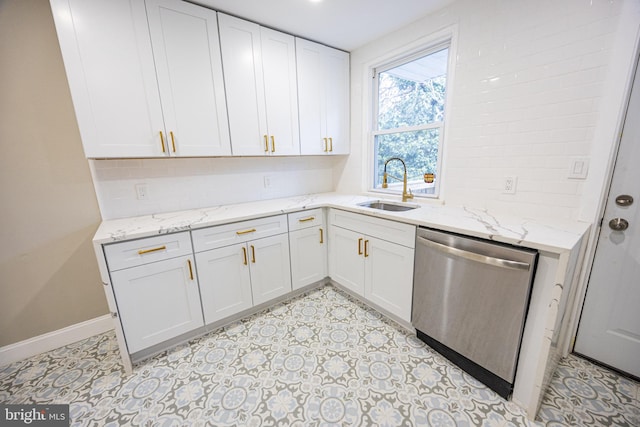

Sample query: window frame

[368,37,454,200]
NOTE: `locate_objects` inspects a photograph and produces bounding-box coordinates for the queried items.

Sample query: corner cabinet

[296,39,350,155]
[50,0,230,157]
[218,14,300,156]
[103,232,204,354]
[328,209,415,322]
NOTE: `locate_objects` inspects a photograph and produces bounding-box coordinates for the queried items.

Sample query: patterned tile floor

[0,284,638,426]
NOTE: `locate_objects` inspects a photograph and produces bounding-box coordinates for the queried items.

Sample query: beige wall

[0,0,108,346]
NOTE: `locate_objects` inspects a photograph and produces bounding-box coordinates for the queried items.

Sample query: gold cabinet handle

[298,217,315,223]
[187,259,194,280]
[329,137,333,152]
[170,131,176,152]
[319,228,324,244]
[264,135,269,152]
[364,240,369,258]
[236,228,257,235]
[159,131,166,153]
[250,245,256,263]
[358,238,363,255]
[323,137,328,152]
[271,135,275,153]
[242,246,248,265]
[138,245,166,255]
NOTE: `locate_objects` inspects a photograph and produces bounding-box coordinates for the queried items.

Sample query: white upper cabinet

[296,38,350,155]
[218,14,300,156]
[51,0,165,157]
[145,0,231,156]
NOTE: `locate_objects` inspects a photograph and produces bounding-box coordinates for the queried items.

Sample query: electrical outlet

[503,176,517,194]
[135,183,148,200]
[263,175,272,189]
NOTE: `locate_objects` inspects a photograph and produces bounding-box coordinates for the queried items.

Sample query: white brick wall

[91,157,337,219]
[342,0,640,221]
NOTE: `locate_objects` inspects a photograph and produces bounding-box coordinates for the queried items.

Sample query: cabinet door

[51,0,165,158]
[296,38,326,155]
[328,226,365,296]
[145,0,231,156]
[218,14,268,156]
[365,238,414,322]
[196,244,253,324]
[260,27,300,155]
[324,47,350,155]
[297,39,349,155]
[249,234,292,306]
[289,226,327,290]
[110,255,203,353]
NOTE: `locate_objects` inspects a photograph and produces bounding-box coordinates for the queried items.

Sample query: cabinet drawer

[104,232,192,271]
[329,209,416,248]
[288,208,324,231]
[192,215,288,252]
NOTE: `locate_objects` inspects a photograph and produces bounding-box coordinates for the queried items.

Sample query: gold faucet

[382,157,414,202]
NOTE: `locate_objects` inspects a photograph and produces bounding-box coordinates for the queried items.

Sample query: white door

[296,38,326,155]
[145,0,231,156]
[365,238,414,322]
[196,244,253,324]
[324,46,350,155]
[328,227,365,296]
[51,0,165,157]
[260,27,300,155]
[249,234,292,306]
[574,59,640,378]
[110,255,204,353]
[289,226,327,290]
[218,14,268,156]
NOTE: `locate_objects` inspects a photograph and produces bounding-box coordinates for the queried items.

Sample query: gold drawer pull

[138,245,167,255]
[364,239,369,257]
[187,259,194,280]
[323,137,328,152]
[298,217,315,223]
[264,135,269,152]
[251,245,256,263]
[319,228,324,244]
[236,228,257,235]
[358,238,363,255]
[271,135,275,152]
[242,247,248,265]
[170,131,176,152]
[328,137,333,152]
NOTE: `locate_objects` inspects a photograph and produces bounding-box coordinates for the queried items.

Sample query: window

[372,44,450,198]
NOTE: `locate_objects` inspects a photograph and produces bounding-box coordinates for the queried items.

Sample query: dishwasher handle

[417,235,531,271]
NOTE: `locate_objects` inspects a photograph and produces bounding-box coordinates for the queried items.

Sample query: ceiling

[190,0,454,51]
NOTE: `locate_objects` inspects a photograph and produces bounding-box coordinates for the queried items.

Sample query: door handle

[358,238,363,255]
[250,245,256,263]
[609,218,629,231]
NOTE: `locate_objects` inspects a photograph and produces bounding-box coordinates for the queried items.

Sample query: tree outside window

[373,46,449,197]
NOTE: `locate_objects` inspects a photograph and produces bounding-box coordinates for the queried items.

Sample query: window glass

[373,46,449,197]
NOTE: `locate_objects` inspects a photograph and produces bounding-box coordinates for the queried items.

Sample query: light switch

[568,157,589,179]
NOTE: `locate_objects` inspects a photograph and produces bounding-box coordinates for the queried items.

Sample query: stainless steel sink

[358,200,419,212]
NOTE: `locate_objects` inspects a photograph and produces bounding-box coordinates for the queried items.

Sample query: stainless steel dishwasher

[412,227,538,399]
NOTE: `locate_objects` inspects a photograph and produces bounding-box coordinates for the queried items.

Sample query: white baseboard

[0,315,114,367]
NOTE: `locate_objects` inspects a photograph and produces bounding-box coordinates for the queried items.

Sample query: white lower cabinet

[192,216,292,324]
[248,234,292,305]
[288,209,328,290]
[328,209,416,322]
[195,244,253,324]
[110,254,204,353]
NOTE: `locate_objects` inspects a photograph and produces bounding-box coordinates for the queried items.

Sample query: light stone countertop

[93,192,591,254]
